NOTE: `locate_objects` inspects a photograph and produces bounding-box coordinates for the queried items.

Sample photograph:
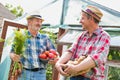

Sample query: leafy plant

[108,49,120,60]
[108,67,120,80]
[9,29,30,80]
[46,64,53,80]
[107,49,120,80]
[13,29,29,55]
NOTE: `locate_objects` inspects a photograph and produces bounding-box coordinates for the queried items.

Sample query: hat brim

[26,16,44,22]
[82,9,101,21]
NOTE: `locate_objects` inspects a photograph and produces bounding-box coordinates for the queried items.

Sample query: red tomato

[49,49,57,56]
[48,53,55,59]
[44,51,50,56]
[39,53,47,59]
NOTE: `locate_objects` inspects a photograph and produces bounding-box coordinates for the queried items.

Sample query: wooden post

[52,28,66,80]
[57,28,65,56]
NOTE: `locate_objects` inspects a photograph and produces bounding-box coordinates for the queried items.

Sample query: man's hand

[64,64,79,76]
[48,58,59,65]
[10,53,20,62]
[63,56,90,76]
[64,63,90,76]
[55,63,70,76]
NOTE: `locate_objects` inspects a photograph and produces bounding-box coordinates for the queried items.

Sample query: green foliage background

[5,4,23,17]
[107,50,120,80]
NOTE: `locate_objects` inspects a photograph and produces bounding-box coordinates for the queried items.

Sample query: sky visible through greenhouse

[1,0,120,25]
[1,0,120,13]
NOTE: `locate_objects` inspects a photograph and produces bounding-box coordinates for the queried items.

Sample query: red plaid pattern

[68,27,110,80]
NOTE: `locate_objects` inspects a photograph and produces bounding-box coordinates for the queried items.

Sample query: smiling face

[28,18,43,32]
[79,12,92,30]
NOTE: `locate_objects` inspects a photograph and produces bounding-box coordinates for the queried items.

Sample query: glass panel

[64,0,84,25]
[64,0,120,26]
[17,0,63,25]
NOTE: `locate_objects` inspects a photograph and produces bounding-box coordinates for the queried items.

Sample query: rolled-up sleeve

[68,41,78,53]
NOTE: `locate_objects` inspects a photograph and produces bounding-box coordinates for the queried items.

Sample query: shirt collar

[84,27,103,37]
[28,31,41,39]
[94,27,103,35]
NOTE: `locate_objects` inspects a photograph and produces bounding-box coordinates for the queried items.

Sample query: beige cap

[82,5,103,21]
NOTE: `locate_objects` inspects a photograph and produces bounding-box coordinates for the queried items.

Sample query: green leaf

[13,29,30,55]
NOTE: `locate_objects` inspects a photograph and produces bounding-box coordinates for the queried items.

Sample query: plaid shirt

[11,31,55,69]
[68,27,110,80]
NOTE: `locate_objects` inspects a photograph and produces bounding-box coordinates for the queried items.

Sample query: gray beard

[30,26,40,32]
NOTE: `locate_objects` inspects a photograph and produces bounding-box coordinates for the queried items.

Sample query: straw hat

[26,14,44,22]
[82,5,103,21]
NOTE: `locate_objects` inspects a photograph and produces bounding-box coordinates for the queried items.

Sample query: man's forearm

[57,51,72,64]
[76,56,95,71]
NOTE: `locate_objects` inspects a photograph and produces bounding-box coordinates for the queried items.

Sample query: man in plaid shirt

[55,5,110,80]
[10,14,56,80]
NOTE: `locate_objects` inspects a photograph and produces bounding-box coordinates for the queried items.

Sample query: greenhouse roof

[15,0,120,26]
